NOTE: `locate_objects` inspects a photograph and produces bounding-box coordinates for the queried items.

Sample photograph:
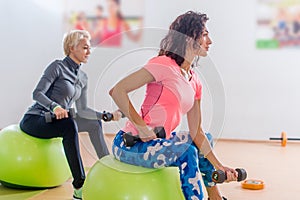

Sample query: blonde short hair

[63,30,91,56]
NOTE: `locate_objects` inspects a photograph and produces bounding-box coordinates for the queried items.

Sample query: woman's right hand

[112,110,123,121]
[53,107,68,120]
[136,126,157,142]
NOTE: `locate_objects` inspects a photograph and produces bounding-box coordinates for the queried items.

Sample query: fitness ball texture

[83,155,185,200]
[0,124,71,189]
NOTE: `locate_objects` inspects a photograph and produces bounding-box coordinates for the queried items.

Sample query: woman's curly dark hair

[158,11,209,66]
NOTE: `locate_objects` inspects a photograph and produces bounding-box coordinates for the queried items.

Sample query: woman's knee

[61,118,78,138]
[187,144,199,158]
[176,143,199,162]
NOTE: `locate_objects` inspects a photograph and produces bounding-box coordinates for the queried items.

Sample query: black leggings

[20,114,85,189]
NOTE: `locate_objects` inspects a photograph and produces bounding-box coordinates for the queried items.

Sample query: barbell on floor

[269,131,300,147]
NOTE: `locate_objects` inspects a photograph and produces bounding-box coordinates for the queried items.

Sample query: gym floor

[0,132,298,200]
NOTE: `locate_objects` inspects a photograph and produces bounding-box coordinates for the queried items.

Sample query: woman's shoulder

[143,56,180,81]
[148,55,177,66]
[47,57,81,75]
[39,59,64,78]
[46,59,65,68]
[44,59,64,72]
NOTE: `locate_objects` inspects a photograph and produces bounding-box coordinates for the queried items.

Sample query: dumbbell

[212,168,247,184]
[101,111,113,122]
[123,126,166,147]
[269,131,300,147]
[101,110,126,122]
[45,108,76,123]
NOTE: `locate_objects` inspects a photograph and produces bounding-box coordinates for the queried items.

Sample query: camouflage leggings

[112,131,215,200]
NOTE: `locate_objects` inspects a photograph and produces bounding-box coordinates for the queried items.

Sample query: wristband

[52,105,61,113]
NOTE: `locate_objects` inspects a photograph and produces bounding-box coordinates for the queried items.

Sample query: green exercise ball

[0,124,71,189]
[83,155,185,200]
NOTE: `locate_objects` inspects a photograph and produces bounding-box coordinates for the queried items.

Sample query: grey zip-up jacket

[25,56,102,120]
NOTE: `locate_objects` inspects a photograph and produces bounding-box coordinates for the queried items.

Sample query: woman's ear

[193,41,200,49]
[193,40,203,53]
[69,45,75,53]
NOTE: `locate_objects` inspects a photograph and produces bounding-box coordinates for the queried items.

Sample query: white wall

[0,0,299,140]
[195,1,300,140]
[0,0,64,125]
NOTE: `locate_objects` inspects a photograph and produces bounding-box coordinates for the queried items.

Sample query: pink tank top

[123,56,202,138]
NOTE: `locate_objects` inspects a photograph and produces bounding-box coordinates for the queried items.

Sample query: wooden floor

[1,133,299,200]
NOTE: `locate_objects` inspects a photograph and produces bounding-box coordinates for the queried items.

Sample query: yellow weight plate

[242,179,264,190]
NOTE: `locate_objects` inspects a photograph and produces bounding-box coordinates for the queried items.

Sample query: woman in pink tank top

[110,11,237,200]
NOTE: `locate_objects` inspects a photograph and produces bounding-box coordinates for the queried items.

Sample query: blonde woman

[20,30,121,199]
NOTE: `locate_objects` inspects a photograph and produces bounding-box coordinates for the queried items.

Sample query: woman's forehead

[79,38,90,45]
